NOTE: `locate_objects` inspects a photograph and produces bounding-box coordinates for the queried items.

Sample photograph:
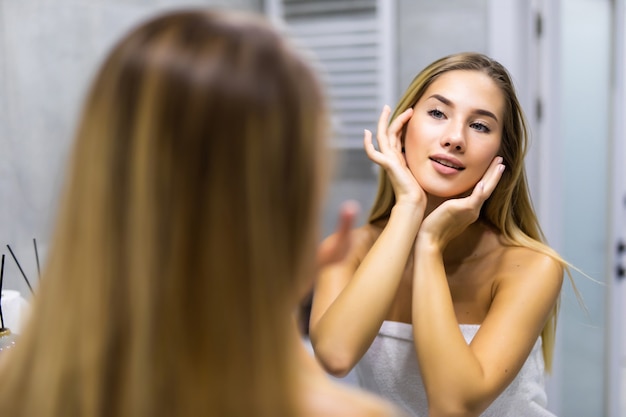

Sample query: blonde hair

[0,9,328,417]
[368,52,566,372]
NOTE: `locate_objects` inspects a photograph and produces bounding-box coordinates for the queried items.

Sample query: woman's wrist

[415,232,444,255]
[392,197,425,215]
[390,201,424,226]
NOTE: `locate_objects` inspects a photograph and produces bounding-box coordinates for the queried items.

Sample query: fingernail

[498,165,505,173]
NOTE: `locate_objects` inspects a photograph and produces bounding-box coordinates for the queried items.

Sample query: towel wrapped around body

[354,321,556,417]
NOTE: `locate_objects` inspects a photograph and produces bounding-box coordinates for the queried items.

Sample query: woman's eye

[470,122,490,133]
[428,109,445,119]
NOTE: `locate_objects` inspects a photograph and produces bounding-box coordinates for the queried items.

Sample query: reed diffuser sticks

[6,244,33,294]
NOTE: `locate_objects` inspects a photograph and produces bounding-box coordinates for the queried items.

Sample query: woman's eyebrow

[428,93,499,123]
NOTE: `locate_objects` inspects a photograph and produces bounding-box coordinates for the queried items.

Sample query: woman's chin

[424,188,472,201]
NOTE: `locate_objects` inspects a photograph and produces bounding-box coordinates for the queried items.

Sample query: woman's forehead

[420,70,505,119]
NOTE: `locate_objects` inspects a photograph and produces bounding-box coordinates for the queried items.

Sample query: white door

[610,1,626,416]
[484,1,619,415]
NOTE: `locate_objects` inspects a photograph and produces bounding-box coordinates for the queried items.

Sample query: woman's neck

[442,220,500,265]
[424,189,473,217]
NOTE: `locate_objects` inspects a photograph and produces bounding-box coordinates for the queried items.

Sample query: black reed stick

[6,245,33,294]
[33,238,40,279]
[0,254,5,329]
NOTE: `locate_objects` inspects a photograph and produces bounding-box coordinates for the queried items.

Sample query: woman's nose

[441,123,465,151]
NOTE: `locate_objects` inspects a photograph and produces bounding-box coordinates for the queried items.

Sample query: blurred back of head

[0,9,328,417]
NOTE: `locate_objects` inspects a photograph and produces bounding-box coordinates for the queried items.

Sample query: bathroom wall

[0,0,261,296]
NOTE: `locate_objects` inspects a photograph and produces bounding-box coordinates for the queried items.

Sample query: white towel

[354,321,556,417]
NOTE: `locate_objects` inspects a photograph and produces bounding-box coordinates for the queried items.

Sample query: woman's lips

[429,155,465,173]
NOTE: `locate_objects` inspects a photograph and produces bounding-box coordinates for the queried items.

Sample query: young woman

[310,52,565,417]
[0,9,402,417]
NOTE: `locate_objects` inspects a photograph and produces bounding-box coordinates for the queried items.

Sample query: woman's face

[404,70,504,199]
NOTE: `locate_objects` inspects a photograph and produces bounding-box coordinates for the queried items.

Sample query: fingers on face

[376,105,392,152]
[377,105,392,134]
[488,156,506,190]
[473,156,505,202]
[387,107,414,149]
[389,107,413,133]
[364,129,383,163]
[376,105,413,152]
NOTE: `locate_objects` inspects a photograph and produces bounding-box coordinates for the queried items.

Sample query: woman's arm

[310,203,423,376]
[309,106,425,377]
[411,160,563,416]
[413,244,562,416]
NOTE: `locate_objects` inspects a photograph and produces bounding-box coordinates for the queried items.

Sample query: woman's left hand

[418,156,505,250]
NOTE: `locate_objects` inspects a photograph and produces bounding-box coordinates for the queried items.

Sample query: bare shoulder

[300,379,405,417]
[318,222,383,268]
[476,244,565,358]
[493,244,564,297]
[498,245,563,278]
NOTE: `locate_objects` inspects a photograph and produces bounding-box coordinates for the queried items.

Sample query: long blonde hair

[369,52,565,371]
[0,9,328,416]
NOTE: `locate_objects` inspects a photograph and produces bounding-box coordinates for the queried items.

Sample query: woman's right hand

[310,110,427,377]
[364,105,424,207]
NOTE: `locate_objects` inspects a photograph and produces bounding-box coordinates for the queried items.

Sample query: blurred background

[0,0,624,415]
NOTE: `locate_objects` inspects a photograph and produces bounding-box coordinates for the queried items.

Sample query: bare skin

[298,203,405,417]
[295,325,405,417]
[310,70,563,417]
